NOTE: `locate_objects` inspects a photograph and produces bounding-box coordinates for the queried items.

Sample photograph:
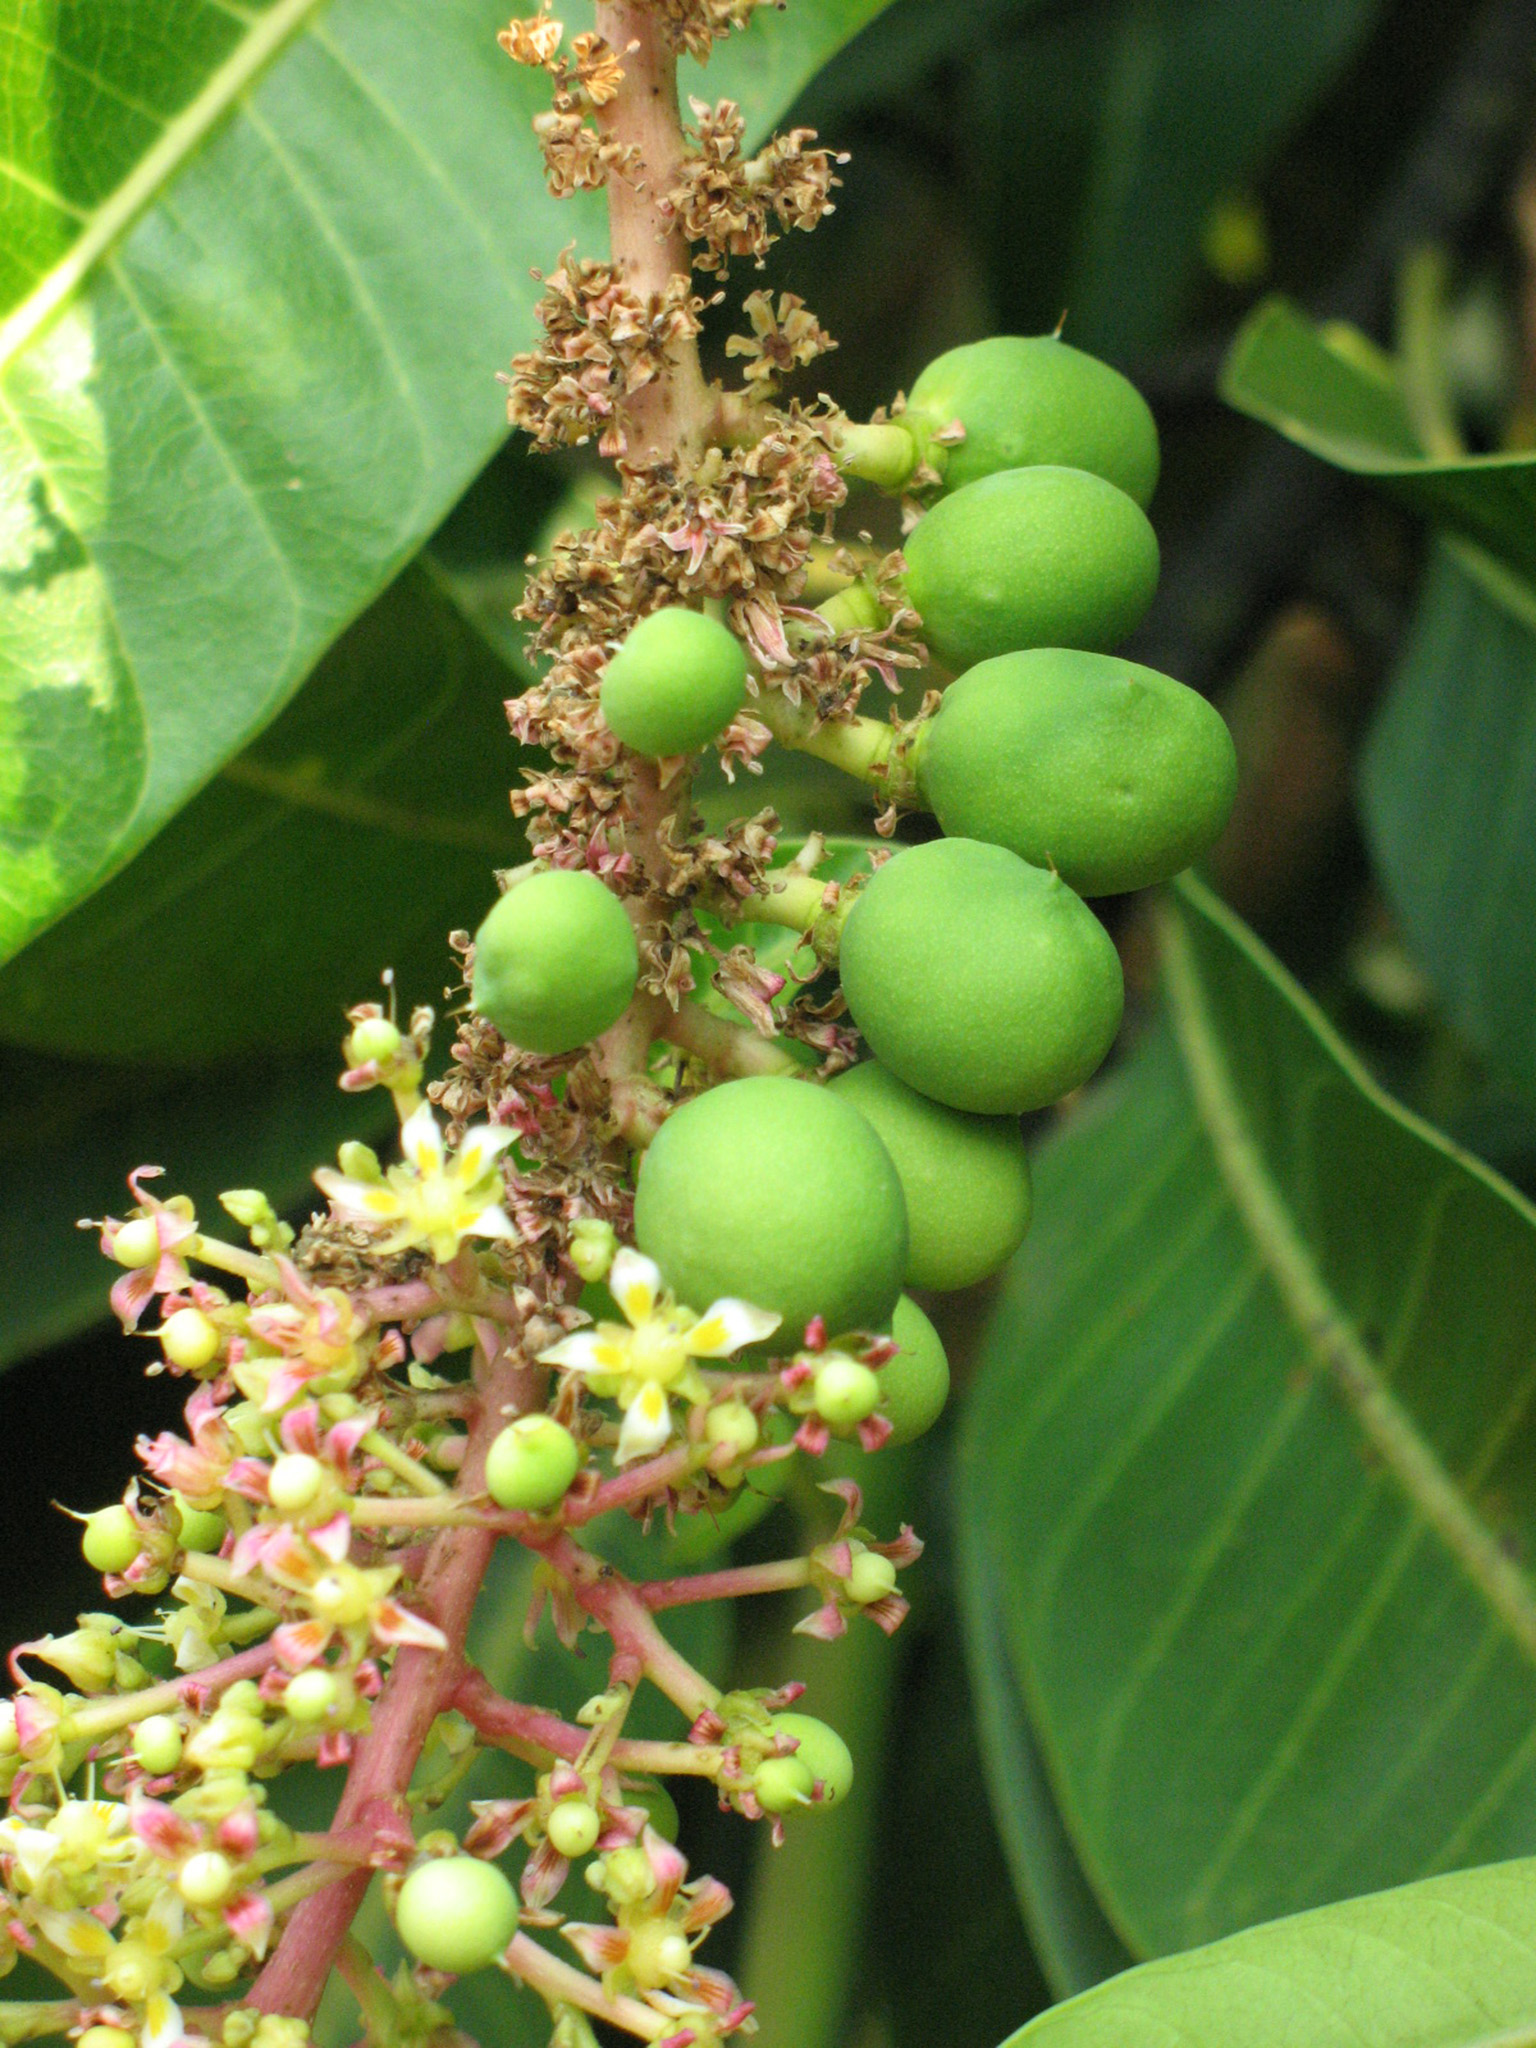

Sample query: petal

[463,1203,518,1243]
[616,1384,673,1464]
[686,1299,780,1358]
[539,1330,627,1375]
[609,1247,662,1327]
[142,1991,184,2048]
[372,1599,449,1653]
[312,1171,405,1223]
[398,1101,446,1177]
[453,1125,517,1182]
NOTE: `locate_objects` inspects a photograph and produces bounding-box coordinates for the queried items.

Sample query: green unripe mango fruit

[600,607,749,758]
[768,1712,854,1806]
[903,467,1159,673]
[908,334,1160,505]
[915,648,1238,896]
[634,1076,908,1344]
[394,1856,519,1974]
[472,869,638,1056]
[882,1295,950,1445]
[839,839,1123,1114]
[829,1061,1031,1291]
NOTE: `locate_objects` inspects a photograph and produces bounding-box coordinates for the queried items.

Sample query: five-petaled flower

[313,1103,517,1265]
[538,1249,778,1462]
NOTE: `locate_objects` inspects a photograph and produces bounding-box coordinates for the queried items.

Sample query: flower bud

[569,1218,617,1284]
[179,1849,236,1908]
[267,1453,325,1516]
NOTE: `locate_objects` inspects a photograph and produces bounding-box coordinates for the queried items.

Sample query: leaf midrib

[1158,882,1536,1669]
[0,0,332,374]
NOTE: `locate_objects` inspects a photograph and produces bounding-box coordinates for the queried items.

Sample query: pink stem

[639,1557,812,1610]
[248,1353,539,2018]
[453,1670,585,1762]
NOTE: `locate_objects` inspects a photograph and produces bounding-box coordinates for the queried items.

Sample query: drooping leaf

[1068,2,1383,362]
[0,559,528,1062]
[997,1857,1536,2047]
[1220,296,1536,583]
[1361,542,1536,1100]
[960,876,1536,1959]
[0,0,898,970]
[0,1042,386,1370]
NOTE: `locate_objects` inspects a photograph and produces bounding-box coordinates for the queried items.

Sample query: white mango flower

[314,1102,517,1265]
[540,1248,779,1463]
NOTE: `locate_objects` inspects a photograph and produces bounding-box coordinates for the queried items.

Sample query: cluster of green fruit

[469,333,1237,1427]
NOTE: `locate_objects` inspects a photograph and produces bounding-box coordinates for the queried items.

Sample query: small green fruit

[829,1061,1030,1291]
[268,1453,325,1516]
[172,1493,227,1554]
[547,1798,602,1860]
[178,1850,235,1908]
[394,1855,519,1974]
[132,1714,184,1775]
[161,1307,220,1372]
[111,1217,162,1269]
[472,870,639,1056]
[283,1670,341,1724]
[813,1357,882,1429]
[881,1296,951,1446]
[347,1016,403,1067]
[839,839,1123,1114]
[82,1505,140,1575]
[915,648,1237,895]
[847,1549,898,1603]
[484,1415,581,1512]
[769,1713,853,1807]
[627,1780,680,1842]
[753,1754,815,1813]
[634,1077,908,1344]
[600,607,749,758]
[908,335,1160,505]
[903,467,1159,672]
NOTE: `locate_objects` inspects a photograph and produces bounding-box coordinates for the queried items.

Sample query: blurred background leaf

[1221,295,1536,580]
[960,880,1536,1958]
[1361,544,1536,1101]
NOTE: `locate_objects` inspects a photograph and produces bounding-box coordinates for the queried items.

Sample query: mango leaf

[957,1498,1135,1999]
[998,1857,1536,2047]
[1220,296,1536,583]
[1067,2,1382,362]
[0,1042,386,1369]
[960,876,1536,1960]
[0,0,897,973]
[0,558,528,1063]
[1361,542,1536,1100]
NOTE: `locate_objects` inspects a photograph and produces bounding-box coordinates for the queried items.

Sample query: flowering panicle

[0,6,934,2047]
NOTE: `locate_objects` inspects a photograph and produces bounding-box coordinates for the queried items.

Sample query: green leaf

[1361,542,1536,1099]
[1220,296,1536,583]
[1068,2,1382,362]
[0,559,528,1062]
[0,0,896,973]
[960,876,1536,1959]
[999,1857,1536,2047]
[957,1496,1134,1999]
[0,1043,384,1369]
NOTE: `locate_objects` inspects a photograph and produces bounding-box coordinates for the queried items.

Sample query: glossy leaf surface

[961,879,1536,1957]
[0,0,894,967]
[999,1857,1536,2047]
[0,560,527,1062]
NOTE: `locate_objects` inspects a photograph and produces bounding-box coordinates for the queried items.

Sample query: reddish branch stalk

[249,14,718,2018]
